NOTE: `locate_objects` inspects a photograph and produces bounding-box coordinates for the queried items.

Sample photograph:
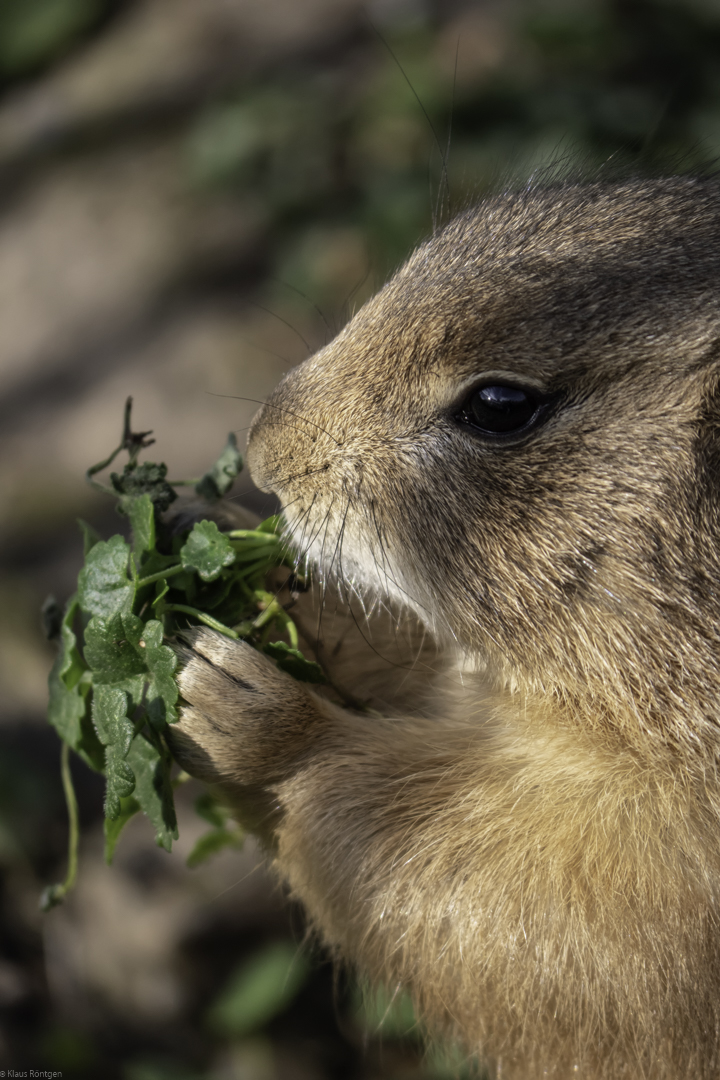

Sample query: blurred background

[1,0,720,1076]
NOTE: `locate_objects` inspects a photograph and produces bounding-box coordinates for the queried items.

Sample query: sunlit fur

[172,178,720,1078]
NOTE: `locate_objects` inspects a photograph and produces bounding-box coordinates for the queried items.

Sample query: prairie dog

[171,178,720,1079]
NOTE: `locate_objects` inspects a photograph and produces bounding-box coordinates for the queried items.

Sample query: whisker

[206,392,342,447]
[367,16,451,234]
[250,300,312,353]
[283,501,313,558]
[272,464,333,488]
[369,498,394,604]
[272,277,334,338]
[340,262,372,327]
[334,536,427,676]
[236,334,294,368]
[310,500,338,650]
[295,493,318,570]
[368,499,432,617]
[327,491,352,584]
[282,492,460,691]
[233,420,325,443]
[301,500,335,567]
[318,495,352,647]
[225,485,266,502]
[274,502,313,578]
[317,499,338,631]
[435,34,459,227]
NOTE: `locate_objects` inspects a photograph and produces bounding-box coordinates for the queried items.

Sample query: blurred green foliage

[0,0,113,76]
[354,984,487,1079]
[184,30,452,289]
[5,1,720,1078]
[177,0,720,319]
[354,982,418,1040]
[207,941,311,1038]
[125,1061,204,1080]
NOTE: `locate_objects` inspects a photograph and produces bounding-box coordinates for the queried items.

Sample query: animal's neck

[468,620,720,775]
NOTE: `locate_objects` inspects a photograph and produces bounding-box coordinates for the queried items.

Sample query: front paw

[169,627,323,788]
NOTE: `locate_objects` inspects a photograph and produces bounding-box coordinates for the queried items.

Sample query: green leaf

[47,665,86,749]
[92,685,136,819]
[110,461,177,513]
[103,742,136,819]
[77,535,135,618]
[186,825,243,868]
[136,549,180,580]
[46,392,304,902]
[126,733,178,852]
[84,612,147,682]
[142,620,179,728]
[75,707,106,773]
[47,597,87,748]
[84,614,178,729]
[257,515,283,535]
[207,942,311,1037]
[104,795,141,864]
[92,683,134,759]
[264,641,326,684]
[47,599,106,772]
[185,572,234,612]
[232,539,282,565]
[195,432,243,502]
[180,520,236,582]
[88,614,177,838]
[194,791,227,827]
[123,493,155,560]
[152,578,169,608]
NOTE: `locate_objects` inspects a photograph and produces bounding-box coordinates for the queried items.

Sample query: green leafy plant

[43,398,322,909]
[207,940,312,1038]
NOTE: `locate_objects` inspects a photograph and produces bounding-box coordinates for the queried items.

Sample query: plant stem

[231,542,280,559]
[40,743,80,911]
[239,557,276,582]
[285,617,299,649]
[228,529,279,541]
[136,564,184,589]
[163,604,239,638]
[253,597,281,630]
[60,742,79,892]
[85,442,123,495]
[85,397,156,493]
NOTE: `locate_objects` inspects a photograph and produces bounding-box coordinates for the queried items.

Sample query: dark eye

[459,384,542,436]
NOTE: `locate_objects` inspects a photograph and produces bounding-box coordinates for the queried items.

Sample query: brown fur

[170,177,720,1078]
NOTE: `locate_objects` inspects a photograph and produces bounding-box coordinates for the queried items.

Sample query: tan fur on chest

[172,177,720,1078]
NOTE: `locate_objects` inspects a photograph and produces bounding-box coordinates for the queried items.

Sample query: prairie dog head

[248,178,720,756]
